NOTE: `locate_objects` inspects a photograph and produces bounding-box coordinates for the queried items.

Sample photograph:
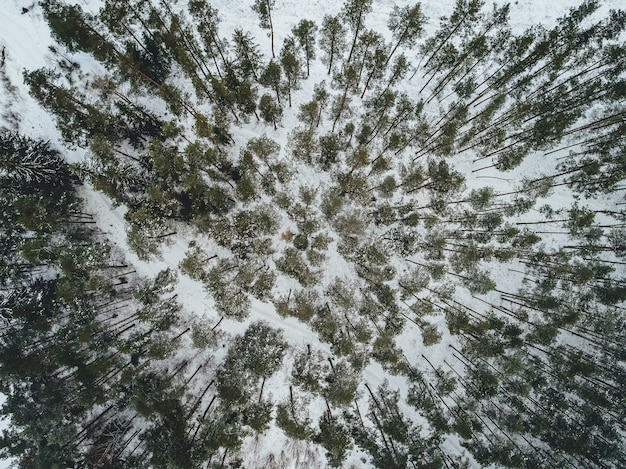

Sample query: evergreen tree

[319,14,347,75]
[13,2,626,467]
[316,415,353,467]
[258,93,283,130]
[280,37,302,107]
[259,59,283,103]
[386,4,427,66]
[292,19,317,77]
[341,0,374,65]
[0,130,74,193]
[232,29,263,81]
[188,0,229,78]
[359,32,388,98]
[42,0,117,63]
[331,64,359,131]
[252,0,276,58]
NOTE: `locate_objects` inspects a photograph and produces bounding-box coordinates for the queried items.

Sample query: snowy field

[1,0,625,467]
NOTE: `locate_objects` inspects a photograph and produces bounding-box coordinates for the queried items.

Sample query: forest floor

[1,0,624,467]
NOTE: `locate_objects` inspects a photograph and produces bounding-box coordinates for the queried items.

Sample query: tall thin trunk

[267,0,275,58]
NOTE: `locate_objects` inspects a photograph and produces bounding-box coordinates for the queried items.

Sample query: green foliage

[316,415,353,467]
[217,321,286,404]
[292,19,317,76]
[341,0,374,33]
[293,234,309,250]
[204,260,252,319]
[324,360,359,406]
[292,349,327,392]
[421,322,442,346]
[125,207,174,260]
[290,128,319,163]
[276,402,313,440]
[259,60,282,102]
[318,133,341,169]
[233,29,262,80]
[0,130,75,193]
[372,333,403,373]
[280,37,302,107]
[258,93,283,130]
[0,133,198,469]
[388,4,427,52]
[235,321,287,377]
[275,247,320,287]
[124,33,172,85]
[191,321,217,349]
[243,400,273,432]
[42,0,116,62]
[319,14,346,74]
[251,0,275,29]
[10,2,626,468]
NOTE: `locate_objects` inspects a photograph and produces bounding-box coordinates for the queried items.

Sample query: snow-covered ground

[1,0,624,467]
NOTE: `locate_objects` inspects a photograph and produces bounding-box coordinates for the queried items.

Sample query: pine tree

[258,94,283,130]
[359,32,387,98]
[232,29,262,81]
[386,4,426,66]
[280,37,302,107]
[252,0,276,58]
[331,64,359,131]
[292,19,317,77]
[0,130,74,192]
[188,0,229,78]
[319,14,347,75]
[259,59,283,104]
[341,0,374,65]
[316,414,353,467]
[42,0,117,63]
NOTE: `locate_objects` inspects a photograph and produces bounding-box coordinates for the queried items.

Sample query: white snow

[1,0,624,467]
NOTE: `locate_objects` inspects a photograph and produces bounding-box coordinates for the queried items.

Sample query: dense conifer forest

[0,0,625,467]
